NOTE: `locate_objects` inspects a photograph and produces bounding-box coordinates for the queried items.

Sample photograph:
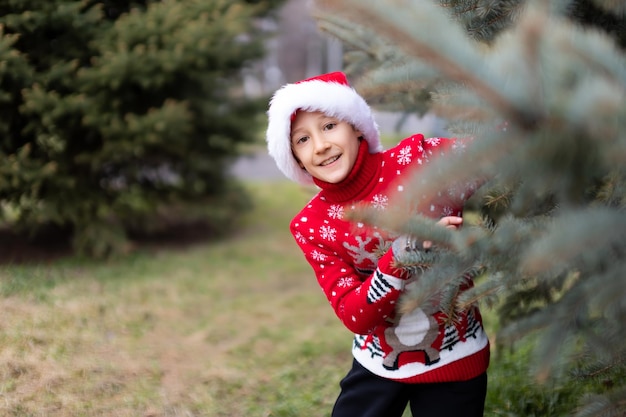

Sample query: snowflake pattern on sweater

[290,135,490,383]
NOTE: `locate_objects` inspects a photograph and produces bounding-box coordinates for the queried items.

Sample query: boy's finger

[439,216,463,227]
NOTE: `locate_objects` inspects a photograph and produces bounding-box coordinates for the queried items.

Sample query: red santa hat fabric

[266,71,382,185]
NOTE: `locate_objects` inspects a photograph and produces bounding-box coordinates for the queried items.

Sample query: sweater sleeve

[290,216,408,335]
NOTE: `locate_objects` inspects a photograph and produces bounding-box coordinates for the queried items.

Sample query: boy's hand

[423,216,463,249]
[390,216,464,276]
[392,216,464,256]
[437,216,463,229]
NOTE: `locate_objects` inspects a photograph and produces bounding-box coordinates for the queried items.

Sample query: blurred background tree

[313,0,625,416]
[0,0,284,258]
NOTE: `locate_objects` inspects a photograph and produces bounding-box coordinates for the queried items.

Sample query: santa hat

[266,71,382,185]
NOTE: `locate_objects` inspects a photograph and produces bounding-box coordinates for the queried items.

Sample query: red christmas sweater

[290,135,490,383]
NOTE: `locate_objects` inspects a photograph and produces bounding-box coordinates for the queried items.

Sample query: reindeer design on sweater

[382,299,442,370]
[344,233,442,369]
[343,231,387,276]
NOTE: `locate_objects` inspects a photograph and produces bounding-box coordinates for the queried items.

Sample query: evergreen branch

[312,0,626,413]
[398,252,482,315]
[484,186,514,209]
[354,63,441,105]
[579,356,626,380]
[458,273,503,309]
[316,0,540,129]
[430,83,498,125]
[594,170,626,208]
[521,207,626,275]
[438,0,526,42]
[575,388,626,417]
[314,14,396,62]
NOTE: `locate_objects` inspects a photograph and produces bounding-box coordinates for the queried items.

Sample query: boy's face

[290,111,362,184]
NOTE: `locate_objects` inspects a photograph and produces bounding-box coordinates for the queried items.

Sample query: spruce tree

[313,0,625,415]
[0,0,283,257]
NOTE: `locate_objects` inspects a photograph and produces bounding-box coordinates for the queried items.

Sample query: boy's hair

[266,71,382,185]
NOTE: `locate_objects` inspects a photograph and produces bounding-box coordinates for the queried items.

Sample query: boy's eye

[323,122,336,131]
[295,136,309,145]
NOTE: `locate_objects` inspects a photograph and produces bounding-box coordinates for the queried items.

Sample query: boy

[266,71,490,417]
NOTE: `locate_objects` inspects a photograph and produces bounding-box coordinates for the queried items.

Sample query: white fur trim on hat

[266,72,382,185]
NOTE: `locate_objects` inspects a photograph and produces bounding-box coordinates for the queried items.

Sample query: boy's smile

[290,111,362,184]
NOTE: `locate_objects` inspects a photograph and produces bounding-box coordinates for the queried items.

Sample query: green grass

[0,181,596,417]
[0,181,347,416]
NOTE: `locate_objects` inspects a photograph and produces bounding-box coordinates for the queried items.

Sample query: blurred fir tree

[314,0,625,415]
[0,0,284,257]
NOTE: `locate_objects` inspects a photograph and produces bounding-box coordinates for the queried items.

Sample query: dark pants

[331,359,487,417]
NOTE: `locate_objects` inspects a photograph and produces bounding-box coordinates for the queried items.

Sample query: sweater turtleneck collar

[313,139,382,203]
